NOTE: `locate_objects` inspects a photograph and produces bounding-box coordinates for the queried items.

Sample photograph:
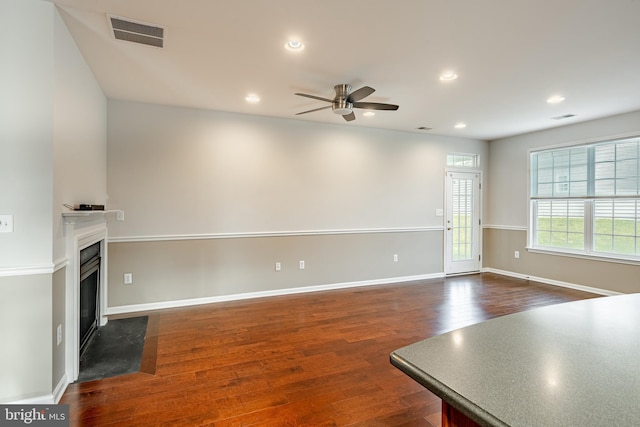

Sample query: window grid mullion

[585,200,594,254]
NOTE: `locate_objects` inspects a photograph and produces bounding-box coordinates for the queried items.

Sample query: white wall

[106,101,488,309]
[0,0,54,270]
[487,110,640,227]
[53,8,108,263]
[484,110,640,294]
[107,101,487,238]
[52,4,108,397]
[0,0,55,402]
[0,0,106,403]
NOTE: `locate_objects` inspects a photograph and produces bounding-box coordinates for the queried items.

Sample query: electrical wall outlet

[116,210,125,221]
[275,262,281,271]
[0,214,14,233]
[124,273,133,284]
[56,324,62,346]
[514,251,520,259]
[299,260,305,270]
[393,254,398,262]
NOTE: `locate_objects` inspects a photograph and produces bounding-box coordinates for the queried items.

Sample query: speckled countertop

[391,293,640,427]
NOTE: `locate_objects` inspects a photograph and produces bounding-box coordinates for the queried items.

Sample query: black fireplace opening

[79,242,101,356]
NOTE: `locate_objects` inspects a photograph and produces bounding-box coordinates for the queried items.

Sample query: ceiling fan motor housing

[332,84,353,115]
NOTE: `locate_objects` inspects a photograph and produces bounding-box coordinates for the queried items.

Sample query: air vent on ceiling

[108,15,165,48]
[417,126,432,131]
[551,114,576,120]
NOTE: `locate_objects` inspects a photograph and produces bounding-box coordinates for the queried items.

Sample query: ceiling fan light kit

[295,84,399,122]
[332,100,353,116]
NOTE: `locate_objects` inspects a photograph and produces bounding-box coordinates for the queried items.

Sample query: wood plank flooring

[61,273,599,426]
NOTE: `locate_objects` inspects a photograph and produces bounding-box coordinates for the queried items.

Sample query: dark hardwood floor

[61,273,599,426]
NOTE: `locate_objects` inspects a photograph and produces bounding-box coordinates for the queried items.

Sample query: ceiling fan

[295,84,399,122]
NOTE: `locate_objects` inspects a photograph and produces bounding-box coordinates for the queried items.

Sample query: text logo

[0,405,69,426]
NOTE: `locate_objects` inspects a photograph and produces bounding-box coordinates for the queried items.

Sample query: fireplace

[63,215,109,383]
[79,242,101,355]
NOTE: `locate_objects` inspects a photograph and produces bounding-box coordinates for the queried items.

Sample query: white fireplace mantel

[62,209,122,222]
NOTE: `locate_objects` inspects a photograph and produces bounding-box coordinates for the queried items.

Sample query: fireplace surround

[63,214,108,382]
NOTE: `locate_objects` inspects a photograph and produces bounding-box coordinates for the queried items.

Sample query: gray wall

[108,231,443,307]
[485,110,640,293]
[52,269,66,393]
[106,100,488,310]
[0,0,107,403]
[0,275,52,402]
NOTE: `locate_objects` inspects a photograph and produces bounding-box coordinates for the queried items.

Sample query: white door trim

[444,170,481,275]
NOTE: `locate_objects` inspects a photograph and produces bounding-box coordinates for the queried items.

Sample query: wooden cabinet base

[442,401,481,427]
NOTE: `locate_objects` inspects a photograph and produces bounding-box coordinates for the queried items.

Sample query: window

[530,136,640,259]
[447,153,478,168]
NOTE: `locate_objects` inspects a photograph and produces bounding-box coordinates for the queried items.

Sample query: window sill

[527,246,640,266]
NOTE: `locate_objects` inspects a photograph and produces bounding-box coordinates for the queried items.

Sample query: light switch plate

[0,215,14,233]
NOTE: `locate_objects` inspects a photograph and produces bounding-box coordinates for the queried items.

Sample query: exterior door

[445,171,481,274]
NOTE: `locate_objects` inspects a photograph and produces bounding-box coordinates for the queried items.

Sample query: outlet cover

[299,260,305,270]
[275,262,281,271]
[56,324,62,346]
[124,273,133,284]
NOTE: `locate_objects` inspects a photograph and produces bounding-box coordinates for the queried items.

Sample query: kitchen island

[391,293,640,427]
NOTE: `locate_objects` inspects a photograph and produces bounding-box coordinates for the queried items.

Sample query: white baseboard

[106,273,445,315]
[482,267,621,296]
[4,376,68,405]
[8,393,55,405]
[53,374,69,404]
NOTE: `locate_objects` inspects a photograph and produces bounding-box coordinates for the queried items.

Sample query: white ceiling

[52,0,640,140]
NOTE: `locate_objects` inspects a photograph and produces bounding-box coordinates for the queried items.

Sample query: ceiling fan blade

[347,86,375,102]
[353,102,399,111]
[295,105,332,115]
[342,112,356,122]
[294,93,333,103]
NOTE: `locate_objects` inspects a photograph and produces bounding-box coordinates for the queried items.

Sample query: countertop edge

[390,351,509,427]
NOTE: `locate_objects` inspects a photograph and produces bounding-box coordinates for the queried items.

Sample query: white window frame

[447,153,479,169]
[528,133,640,265]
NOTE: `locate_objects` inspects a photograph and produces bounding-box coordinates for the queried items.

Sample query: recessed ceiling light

[363,111,375,117]
[454,122,467,129]
[284,40,304,51]
[547,95,565,104]
[439,71,458,81]
[245,94,260,103]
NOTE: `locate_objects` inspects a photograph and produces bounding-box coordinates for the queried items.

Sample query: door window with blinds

[530,136,640,259]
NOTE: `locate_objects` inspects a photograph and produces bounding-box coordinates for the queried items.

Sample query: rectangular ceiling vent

[108,15,165,48]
